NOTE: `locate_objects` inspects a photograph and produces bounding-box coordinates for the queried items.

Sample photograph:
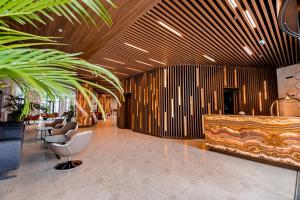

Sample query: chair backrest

[53,118,64,125]
[51,131,93,157]
[52,122,78,136]
[64,122,78,131]
[67,131,93,156]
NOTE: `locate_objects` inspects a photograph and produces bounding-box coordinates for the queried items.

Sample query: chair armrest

[65,129,77,138]
[54,123,64,129]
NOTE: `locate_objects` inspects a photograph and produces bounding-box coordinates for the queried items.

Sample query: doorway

[224,89,239,114]
[124,93,131,129]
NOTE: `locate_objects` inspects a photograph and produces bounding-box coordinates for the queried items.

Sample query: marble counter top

[203,114,300,168]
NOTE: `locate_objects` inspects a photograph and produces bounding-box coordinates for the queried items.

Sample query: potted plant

[40,105,51,121]
[4,95,26,122]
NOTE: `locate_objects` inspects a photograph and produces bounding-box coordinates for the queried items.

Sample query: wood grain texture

[18,0,299,80]
[118,65,278,139]
[91,0,299,78]
[204,114,300,168]
[76,84,94,127]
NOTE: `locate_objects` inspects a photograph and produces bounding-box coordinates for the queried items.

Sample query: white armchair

[50,131,93,170]
[44,122,78,144]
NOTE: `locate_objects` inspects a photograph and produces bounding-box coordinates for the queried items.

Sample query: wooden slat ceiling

[20,0,160,59]
[90,0,300,78]
[21,0,300,80]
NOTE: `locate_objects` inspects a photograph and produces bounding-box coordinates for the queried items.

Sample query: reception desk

[203,115,300,168]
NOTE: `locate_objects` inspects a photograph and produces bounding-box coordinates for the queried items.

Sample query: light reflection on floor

[0,116,296,200]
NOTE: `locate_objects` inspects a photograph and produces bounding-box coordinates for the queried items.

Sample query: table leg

[36,130,43,140]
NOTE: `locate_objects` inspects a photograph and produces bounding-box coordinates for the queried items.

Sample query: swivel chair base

[54,160,82,170]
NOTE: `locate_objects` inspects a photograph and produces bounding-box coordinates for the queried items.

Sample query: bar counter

[203,115,300,168]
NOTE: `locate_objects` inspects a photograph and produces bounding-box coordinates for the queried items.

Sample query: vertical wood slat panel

[118,65,277,139]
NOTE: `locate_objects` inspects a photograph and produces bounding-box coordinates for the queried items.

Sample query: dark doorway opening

[124,93,131,129]
[224,89,239,114]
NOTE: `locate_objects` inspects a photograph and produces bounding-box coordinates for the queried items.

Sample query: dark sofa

[0,122,24,173]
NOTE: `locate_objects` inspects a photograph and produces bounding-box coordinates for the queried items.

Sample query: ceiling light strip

[136,60,153,66]
[103,58,125,64]
[244,10,256,29]
[98,64,115,70]
[124,42,148,53]
[126,67,143,72]
[158,21,182,37]
[243,46,253,55]
[113,72,129,76]
[203,55,215,62]
[228,0,237,9]
[149,58,167,65]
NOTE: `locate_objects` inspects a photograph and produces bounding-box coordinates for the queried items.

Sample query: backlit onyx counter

[203,115,300,168]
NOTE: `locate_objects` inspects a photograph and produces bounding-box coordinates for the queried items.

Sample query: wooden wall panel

[118,65,278,139]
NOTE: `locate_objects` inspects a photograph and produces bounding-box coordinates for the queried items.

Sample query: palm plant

[0,0,123,120]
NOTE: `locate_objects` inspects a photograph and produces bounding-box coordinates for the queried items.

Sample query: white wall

[277,63,300,116]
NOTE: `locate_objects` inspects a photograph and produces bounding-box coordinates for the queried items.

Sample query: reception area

[0,0,300,200]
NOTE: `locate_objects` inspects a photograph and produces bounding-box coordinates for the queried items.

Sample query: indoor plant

[0,0,123,119]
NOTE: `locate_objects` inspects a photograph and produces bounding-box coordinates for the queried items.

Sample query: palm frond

[0,48,123,118]
[0,26,59,50]
[0,0,124,120]
[0,0,115,27]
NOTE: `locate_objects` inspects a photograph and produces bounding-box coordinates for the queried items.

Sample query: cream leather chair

[50,131,93,170]
[44,122,78,144]
[52,122,78,136]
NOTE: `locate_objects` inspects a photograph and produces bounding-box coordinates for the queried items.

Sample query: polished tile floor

[0,117,297,200]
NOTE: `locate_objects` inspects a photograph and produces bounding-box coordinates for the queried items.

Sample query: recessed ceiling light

[124,43,148,53]
[228,0,237,9]
[158,21,182,37]
[149,58,166,65]
[203,55,215,62]
[113,72,129,76]
[103,58,125,65]
[136,60,153,66]
[243,46,253,55]
[244,10,256,29]
[98,64,115,70]
[258,39,265,46]
[126,67,143,72]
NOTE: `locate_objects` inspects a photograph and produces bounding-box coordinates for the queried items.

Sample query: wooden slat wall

[118,65,278,139]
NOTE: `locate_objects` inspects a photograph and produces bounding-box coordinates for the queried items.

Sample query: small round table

[35,127,53,140]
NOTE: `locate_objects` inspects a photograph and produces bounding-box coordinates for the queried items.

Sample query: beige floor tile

[0,117,296,200]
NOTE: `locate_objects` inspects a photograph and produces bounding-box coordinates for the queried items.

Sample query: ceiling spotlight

[149,58,166,65]
[203,55,215,62]
[243,46,253,55]
[258,39,265,46]
[136,60,153,66]
[228,0,237,9]
[113,72,129,76]
[124,43,148,53]
[103,58,125,65]
[244,10,256,29]
[158,21,182,37]
[126,67,143,72]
